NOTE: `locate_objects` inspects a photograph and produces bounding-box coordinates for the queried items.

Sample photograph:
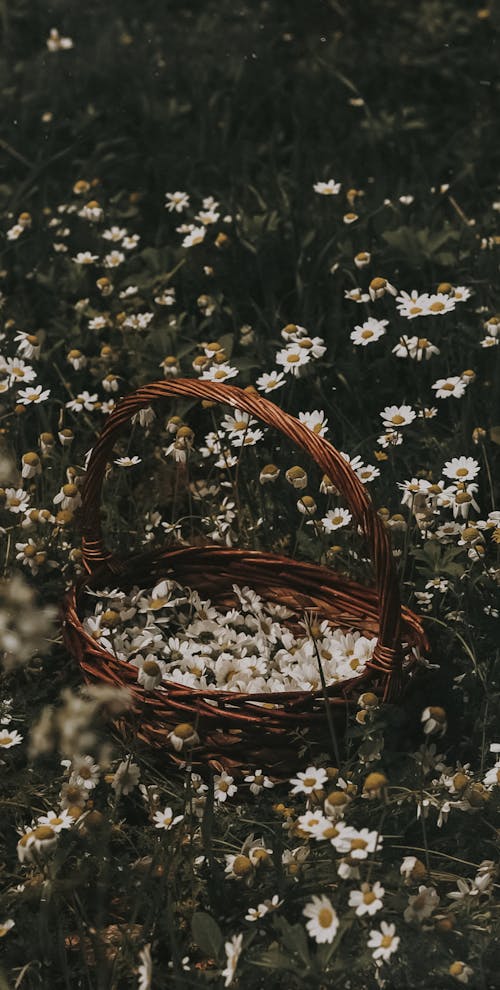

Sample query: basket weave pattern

[63,380,428,773]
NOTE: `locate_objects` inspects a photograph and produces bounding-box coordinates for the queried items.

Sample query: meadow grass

[1,2,500,987]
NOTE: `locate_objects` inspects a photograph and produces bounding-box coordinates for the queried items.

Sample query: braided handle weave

[80,379,402,673]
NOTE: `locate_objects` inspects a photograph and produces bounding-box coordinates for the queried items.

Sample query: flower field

[1,1,500,987]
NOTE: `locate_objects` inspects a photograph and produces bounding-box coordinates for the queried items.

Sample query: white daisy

[303,895,339,944]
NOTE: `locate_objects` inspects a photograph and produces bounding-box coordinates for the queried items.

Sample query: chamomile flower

[303,895,339,944]
[396,289,430,319]
[214,772,237,802]
[380,404,416,428]
[165,191,190,213]
[0,728,23,748]
[321,508,352,531]
[298,410,328,435]
[153,807,184,830]
[17,385,51,404]
[313,179,341,195]
[348,881,385,916]
[442,457,480,481]
[432,377,467,399]
[255,370,286,392]
[367,921,400,962]
[350,318,388,345]
[182,226,206,248]
[290,766,328,795]
[37,809,74,833]
[221,933,243,987]
[200,363,238,382]
[114,456,142,468]
[276,346,312,375]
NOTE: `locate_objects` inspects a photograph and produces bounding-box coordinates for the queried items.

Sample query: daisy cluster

[83,580,377,694]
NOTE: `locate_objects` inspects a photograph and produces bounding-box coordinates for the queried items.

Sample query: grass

[1,1,500,987]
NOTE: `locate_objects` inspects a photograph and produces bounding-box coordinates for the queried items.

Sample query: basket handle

[80,379,402,674]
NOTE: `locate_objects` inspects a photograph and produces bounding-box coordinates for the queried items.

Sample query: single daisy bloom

[321,508,352,532]
[354,251,371,268]
[137,657,165,691]
[421,706,447,736]
[426,292,456,315]
[244,769,274,795]
[111,759,141,795]
[182,226,206,248]
[200,363,239,382]
[348,881,385,916]
[103,250,125,268]
[255,370,286,393]
[72,251,98,264]
[452,286,471,302]
[313,179,341,195]
[165,191,190,213]
[380,404,416,428]
[368,277,397,301]
[167,722,200,752]
[432,376,468,399]
[221,933,243,988]
[367,921,400,962]
[68,755,101,790]
[65,391,99,412]
[114,455,142,468]
[214,771,237,802]
[404,884,440,923]
[448,961,474,984]
[303,895,339,944]
[442,457,480,482]
[17,385,51,405]
[298,409,329,435]
[356,464,380,484]
[153,807,184,830]
[290,766,328,795]
[331,826,383,859]
[275,346,311,376]
[37,809,74,833]
[395,289,430,319]
[345,287,370,304]
[0,728,23,748]
[3,489,30,515]
[350,318,388,346]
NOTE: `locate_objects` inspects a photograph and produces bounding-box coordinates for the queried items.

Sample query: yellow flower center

[286,353,300,363]
[391,414,405,425]
[143,659,160,676]
[455,467,468,477]
[350,838,367,850]
[33,826,56,841]
[442,383,454,391]
[363,891,377,904]
[381,935,393,948]
[318,908,334,928]
[429,301,445,312]
[0,736,13,746]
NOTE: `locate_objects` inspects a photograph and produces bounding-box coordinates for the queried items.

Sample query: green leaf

[191,912,224,963]
[273,916,311,968]
[253,945,301,972]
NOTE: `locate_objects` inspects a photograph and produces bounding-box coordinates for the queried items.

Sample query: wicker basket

[63,379,428,774]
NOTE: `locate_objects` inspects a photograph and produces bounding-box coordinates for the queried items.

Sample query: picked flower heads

[83,579,378,695]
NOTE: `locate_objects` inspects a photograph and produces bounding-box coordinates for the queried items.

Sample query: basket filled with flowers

[63,378,428,774]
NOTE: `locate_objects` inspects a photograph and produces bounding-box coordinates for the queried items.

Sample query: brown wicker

[63,379,428,774]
